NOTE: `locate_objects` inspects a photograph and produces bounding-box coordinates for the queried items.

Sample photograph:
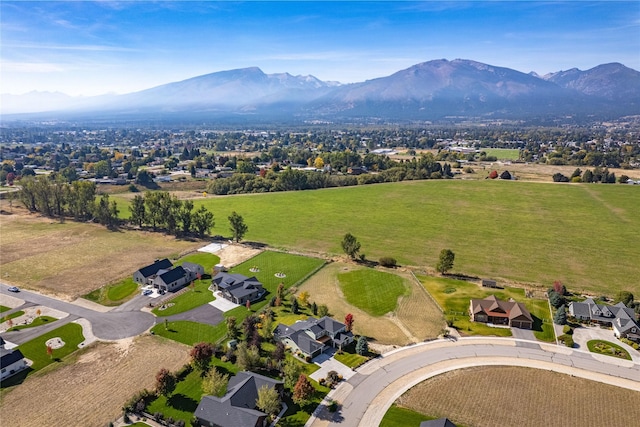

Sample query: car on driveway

[7,286,20,292]
[142,289,153,296]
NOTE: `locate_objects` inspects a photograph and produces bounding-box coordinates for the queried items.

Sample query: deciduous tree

[256,385,280,416]
[293,374,315,405]
[341,233,361,259]
[202,367,229,397]
[190,342,215,374]
[436,249,455,274]
[155,368,176,397]
[344,313,354,332]
[228,211,248,242]
[192,205,215,237]
[282,359,302,389]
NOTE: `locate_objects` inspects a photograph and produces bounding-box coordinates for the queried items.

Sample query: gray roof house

[133,258,173,284]
[195,371,283,427]
[0,343,28,381]
[153,266,190,292]
[274,316,354,359]
[210,272,264,305]
[569,299,640,342]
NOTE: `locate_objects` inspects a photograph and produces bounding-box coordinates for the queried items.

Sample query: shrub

[328,400,338,412]
[379,257,397,268]
[154,412,164,422]
[464,166,474,174]
[488,170,498,179]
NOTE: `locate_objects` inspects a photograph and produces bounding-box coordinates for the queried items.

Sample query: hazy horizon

[1,1,639,97]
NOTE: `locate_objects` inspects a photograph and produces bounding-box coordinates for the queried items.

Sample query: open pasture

[389,366,640,427]
[0,211,201,300]
[167,180,639,296]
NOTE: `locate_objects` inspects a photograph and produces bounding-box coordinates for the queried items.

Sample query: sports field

[171,180,639,296]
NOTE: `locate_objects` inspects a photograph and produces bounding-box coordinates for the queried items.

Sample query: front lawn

[152,280,214,317]
[334,351,368,369]
[107,278,139,301]
[2,322,86,387]
[151,320,225,347]
[419,275,552,339]
[587,339,632,360]
[338,268,409,316]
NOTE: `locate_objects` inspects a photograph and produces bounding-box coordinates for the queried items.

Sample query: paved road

[0,284,155,341]
[306,338,640,427]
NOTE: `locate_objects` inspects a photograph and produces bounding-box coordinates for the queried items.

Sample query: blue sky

[1,1,639,96]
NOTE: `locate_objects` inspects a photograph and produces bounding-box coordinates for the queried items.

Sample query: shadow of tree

[167,393,198,412]
[532,315,544,332]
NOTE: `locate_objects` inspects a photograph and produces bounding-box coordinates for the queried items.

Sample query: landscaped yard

[338,268,409,316]
[152,281,215,317]
[0,305,11,313]
[85,277,140,306]
[380,405,440,427]
[6,316,57,331]
[1,310,24,323]
[388,366,640,427]
[587,339,632,360]
[418,274,553,341]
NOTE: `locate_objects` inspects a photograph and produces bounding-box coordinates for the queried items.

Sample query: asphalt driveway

[158,304,224,326]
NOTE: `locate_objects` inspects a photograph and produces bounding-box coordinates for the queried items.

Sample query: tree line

[207,154,454,195]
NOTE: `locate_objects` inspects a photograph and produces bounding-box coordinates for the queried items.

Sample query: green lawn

[1,310,24,323]
[0,305,10,313]
[18,323,84,372]
[338,268,408,316]
[334,351,368,368]
[152,280,215,317]
[587,339,632,360]
[151,320,226,347]
[175,252,220,273]
[113,180,640,296]
[107,278,138,301]
[147,368,207,424]
[419,275,552,340]
[7,316,57,331]
[380,405,434,427]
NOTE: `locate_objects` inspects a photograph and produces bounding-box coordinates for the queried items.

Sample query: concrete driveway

[510,327,536,341]
[309,349,355,383]
[572,325,640,362]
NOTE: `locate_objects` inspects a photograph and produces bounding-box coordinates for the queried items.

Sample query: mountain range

[3,59,639,123]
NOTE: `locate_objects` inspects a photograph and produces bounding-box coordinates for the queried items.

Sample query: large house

[133,259,204,292]
[133,258,173,285]
[469,295,533,329]
[0,337,28,381]
[274,316,354,359]
[210,272,264,305]
[568,298,639,342]
[194,371,283,427]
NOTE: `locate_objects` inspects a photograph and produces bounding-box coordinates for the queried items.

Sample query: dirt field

[395,366,640,427]
[0,335,190,427]
[300,263,443,346]
[0,209,202,300]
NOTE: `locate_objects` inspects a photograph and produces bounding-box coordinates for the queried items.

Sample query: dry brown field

[0,335,190,427]
[395,366,640,427]
[299,263,443,346]
[0,208,202,300]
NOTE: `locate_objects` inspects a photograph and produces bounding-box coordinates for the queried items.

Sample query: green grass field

[338,269,409,316]
[419,275,553,340]
[0,305,10,313]
[1,310,24,323]
[107,278,138,301]
[114,180,638,296]
[152,281,215,317]
[482,148,521,160]
[175,252,220,272]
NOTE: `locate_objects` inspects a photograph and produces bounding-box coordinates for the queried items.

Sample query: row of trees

[17,175,119,227]
[128,192,214,237]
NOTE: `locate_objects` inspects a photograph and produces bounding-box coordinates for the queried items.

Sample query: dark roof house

[195,371,283,427]
[210,272,264,305]
[133,258,173,284]
[0,346,28,381]
[274,316,354,359]
[470,295,533,329]
[569,299,640,342]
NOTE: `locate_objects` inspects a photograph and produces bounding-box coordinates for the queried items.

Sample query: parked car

[7,286,20,293]
[142,289,153,296]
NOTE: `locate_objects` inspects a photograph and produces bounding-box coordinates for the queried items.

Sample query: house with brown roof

[470,295,533,329]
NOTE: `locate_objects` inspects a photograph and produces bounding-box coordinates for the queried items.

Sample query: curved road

[0,284,155,343]
[307,338,640,427]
